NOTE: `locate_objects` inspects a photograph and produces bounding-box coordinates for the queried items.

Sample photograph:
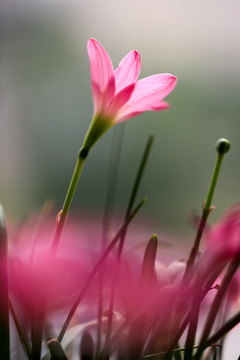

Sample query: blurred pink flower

[205,206,240,261]
[8,217,98,315]
[87,38,177,123]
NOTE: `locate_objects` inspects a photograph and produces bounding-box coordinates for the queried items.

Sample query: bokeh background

[1,0,240,358]
[1,0,240,235]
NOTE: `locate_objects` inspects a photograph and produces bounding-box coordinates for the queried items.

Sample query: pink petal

[116,74,177,122]
[114,50,141,93]
[106,83,135,118]
[87,38,115,111]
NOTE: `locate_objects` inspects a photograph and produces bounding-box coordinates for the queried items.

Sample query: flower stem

[9,300,32,359]
[0,205,10,360]
[204,311,240,350]
[184,138,230,277]
[194,255,240,360]
[51,147,88,254]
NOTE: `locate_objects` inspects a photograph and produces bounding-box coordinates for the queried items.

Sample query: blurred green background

[1,0,240,238]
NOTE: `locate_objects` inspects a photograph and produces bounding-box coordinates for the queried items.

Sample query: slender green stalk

[184,138,230,278]
[103,135,155,356]
[57,197,147,342]
[204,311,240,350]
[0,205,10,360]
[163,262,228,360]
[144,344,221,359]
[9,300,32,360]
[165,139,230,360]
[51,148,87,254]
[194,255,240,360]
[183,286,201,360]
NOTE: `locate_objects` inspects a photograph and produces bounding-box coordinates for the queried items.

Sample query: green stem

[9,300,32,359]
[204,311,240,349]
[184,138,230,278]
[194,255,240,360]
[51,147,88,254]
[183,287,201,360]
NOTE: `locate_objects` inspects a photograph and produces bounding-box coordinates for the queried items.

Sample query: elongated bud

[47,338,69,360]
[80,331,94,360]
[0,204,10,360]
[140,234,158,287]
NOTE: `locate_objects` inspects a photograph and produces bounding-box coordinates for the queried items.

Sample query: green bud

[215,138,231,155]
[140,234,158,287]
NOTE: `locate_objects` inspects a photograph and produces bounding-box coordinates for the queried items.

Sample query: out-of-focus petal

[116,74,177,122]
[87,38,115,111]
[114,50,141,93]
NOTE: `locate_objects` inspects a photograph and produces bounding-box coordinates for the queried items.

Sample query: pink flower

[197,207,240,295]
[83,39,177,150]
[8,217,98,316]
[205,206,240,261]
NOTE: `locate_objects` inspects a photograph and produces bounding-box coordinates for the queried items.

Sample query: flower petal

[116,74,177,122]
[107,83,135,118]
[87,38,115,112]
[114,50,141,93]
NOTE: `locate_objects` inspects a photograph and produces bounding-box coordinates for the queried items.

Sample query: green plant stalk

[180,144,228,359]
[165,139,230,360]
[144,344,221,359]
[183,287,202,360]
[0,205,10,360]
[57,197,147,343]
[163,262,228,360]
[194,255,240,360]
[204,311,240,350]
[51,113,114,254]
[184,139,230,279]
[9,300,32,360]
[51,148,87,253]
[103,135,155,357]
